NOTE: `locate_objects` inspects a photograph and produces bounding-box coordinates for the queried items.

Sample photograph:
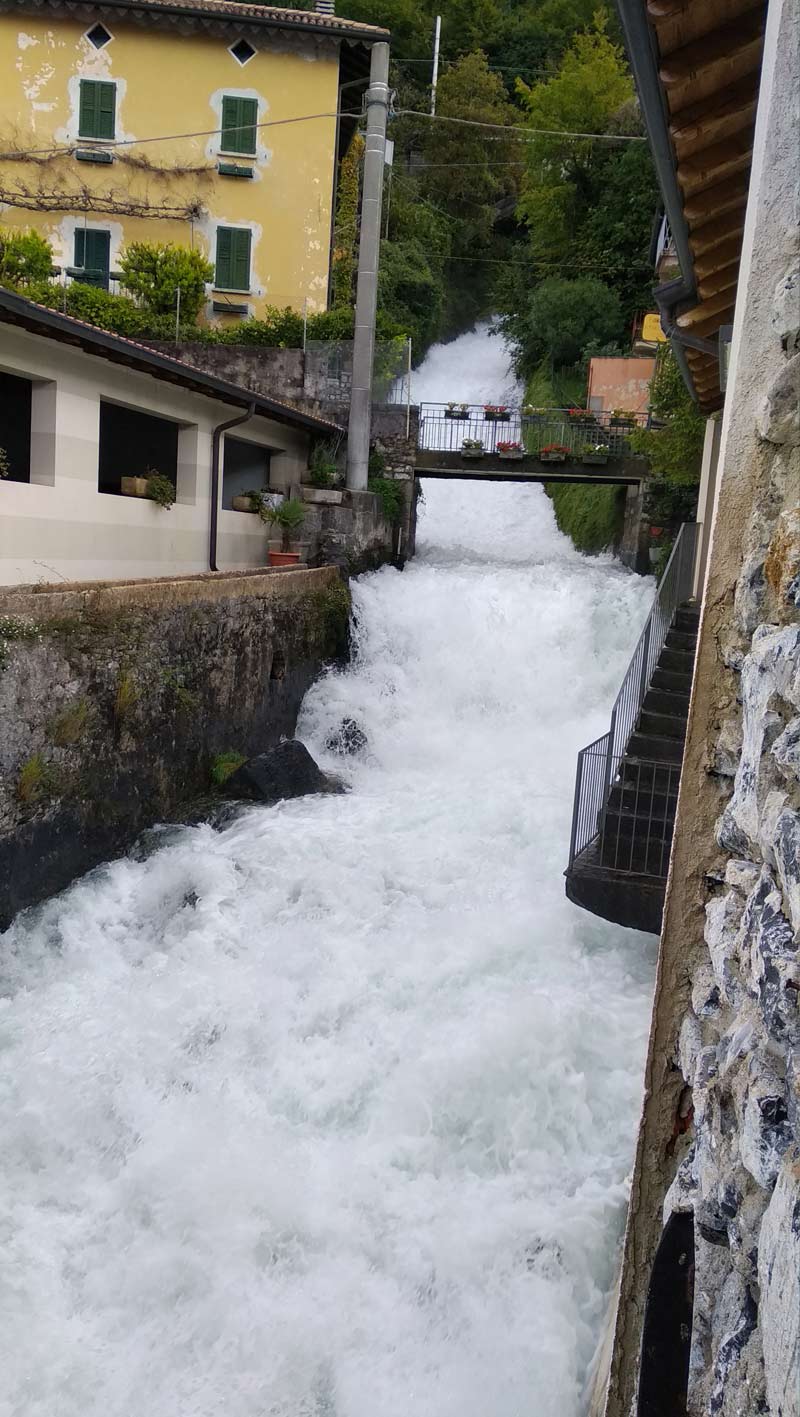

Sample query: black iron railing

[418,403,650,455]
[569,745,680,879]
[568,522,698,877]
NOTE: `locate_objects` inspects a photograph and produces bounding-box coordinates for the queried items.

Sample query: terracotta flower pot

[268,549,301,567]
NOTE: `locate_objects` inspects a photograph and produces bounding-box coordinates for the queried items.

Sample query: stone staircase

[566,522,701,935]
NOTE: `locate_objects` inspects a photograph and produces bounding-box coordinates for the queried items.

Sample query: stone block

[756,352,800,445]
[758,1144,800,1417]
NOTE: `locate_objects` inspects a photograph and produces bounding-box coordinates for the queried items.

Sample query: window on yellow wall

[220,96,258,155]
[79,79,116,139]
[215,227,252,292]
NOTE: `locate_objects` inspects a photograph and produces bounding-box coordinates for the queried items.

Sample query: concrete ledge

[416,451,645,485]
[0,565,339,619]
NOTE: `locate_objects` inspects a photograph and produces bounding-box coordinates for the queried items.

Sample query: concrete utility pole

[346,41,390,491]
[430,16,442,115]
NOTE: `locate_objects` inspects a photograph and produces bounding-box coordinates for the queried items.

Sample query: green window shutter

[231,228,251,290]
[79,80,116,138]
[215,227,251,290]
[215,226,233,289]
[221,95,257,155]
[74,229,110,288]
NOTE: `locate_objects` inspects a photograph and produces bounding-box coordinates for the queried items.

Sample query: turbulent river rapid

[1,328,657,1417]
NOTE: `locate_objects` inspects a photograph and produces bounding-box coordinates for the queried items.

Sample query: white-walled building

[0,286,341,584]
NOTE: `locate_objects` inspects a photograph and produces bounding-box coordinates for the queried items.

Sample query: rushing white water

[407,319,523,408]
[0,332,656,1417]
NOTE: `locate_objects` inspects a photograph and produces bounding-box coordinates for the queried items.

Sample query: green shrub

[145,471,176,509]
[48,697,91,746]
[210,750,247,787]
[368,476,403,524]
[546,481,625,554]
[261,496,306,550]
[308,441,339,488]
[15,752,57,804]
[0,227,54,285]
[118,242,214,322]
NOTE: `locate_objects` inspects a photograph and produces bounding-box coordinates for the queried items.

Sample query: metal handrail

[568,522,698,871]
[417,403,651,455]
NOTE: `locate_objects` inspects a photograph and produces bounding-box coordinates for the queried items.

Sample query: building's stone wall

[0,566,349,927]
[601,0,800,1408]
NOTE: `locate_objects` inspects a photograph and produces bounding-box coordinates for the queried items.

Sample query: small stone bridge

[415,403,650,486]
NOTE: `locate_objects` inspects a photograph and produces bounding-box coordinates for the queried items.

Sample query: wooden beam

[669,75,758,159]
[659,7,765,87]
[693,234,744,277]
[683,170,749,222]
[689,208,746,255]
[678,130,753,195]
[677,300,736,338]
[652,0,761,61]
[697,262,740,301]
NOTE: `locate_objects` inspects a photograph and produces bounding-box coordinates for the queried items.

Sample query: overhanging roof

[0,0,389,42]
[616,0,767,411]
[0,286,343,435]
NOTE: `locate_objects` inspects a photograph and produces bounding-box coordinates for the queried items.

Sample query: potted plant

[483,404,510,423]
[539,444,570,464]
[261,497,307,566]
[609,408,634,429]
[444,401,469,419]
[461,438,485,459]
[497,440,524,461]
[231,489,268,513]
[580,443,611,466]
[120,468,175,508]
[302,442,344,505]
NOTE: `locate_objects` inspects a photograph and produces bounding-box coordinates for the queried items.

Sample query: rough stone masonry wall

[0,566,349,928]
[601,1,800,1410]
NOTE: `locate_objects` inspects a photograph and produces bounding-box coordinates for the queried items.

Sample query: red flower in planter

[540,444,570,455]
[496,440,523,453]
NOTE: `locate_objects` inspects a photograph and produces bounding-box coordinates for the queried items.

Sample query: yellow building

[0,0,387,319]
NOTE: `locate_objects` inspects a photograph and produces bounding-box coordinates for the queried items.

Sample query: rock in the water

[325,717,368,756]
[225,740,344,804]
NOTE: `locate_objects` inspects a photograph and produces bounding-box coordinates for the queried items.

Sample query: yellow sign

[642,313,667,343]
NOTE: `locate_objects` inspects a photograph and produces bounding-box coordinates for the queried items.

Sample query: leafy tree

[504,275,623,370]
[331,134,363,309]
[118,242,214,322]
[0,227,53,285]
[517,17,635,260]
[629,347,706,485]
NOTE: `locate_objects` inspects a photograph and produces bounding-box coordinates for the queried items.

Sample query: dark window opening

[222,436,270,508]
[0,371,32,483]
[230,38,256,65]
[98,402,179,496]
[637,1211,694,1416]
[86,23,112,48]
[74,228,111,289]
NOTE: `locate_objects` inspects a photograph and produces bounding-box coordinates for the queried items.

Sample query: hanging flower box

[483,405,510,423]
[609,410,635,429]
[539,444,570,464]
[580,444,610,466]
[444,403,470,420]
[497,440,524,461]
[461,439,484,459]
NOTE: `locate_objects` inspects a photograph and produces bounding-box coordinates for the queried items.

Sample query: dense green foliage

[118,243,214,322]
[0,227,53,285]
[629,346,706,485]
[547,480,625,554]
[510,276,623,369]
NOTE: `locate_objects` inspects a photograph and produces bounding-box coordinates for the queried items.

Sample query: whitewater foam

[0,338,656,1417]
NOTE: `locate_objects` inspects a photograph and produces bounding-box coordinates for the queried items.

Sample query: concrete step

[665,628,698,653]
[604,804,676,839]
[614,756,682,791]
[608,783,678,821]
[599,831,674,876]
[652,667,694,694]
[659,647,696,675]
[675,607,700,633]
[637,709,688,741]
[627,732,685,764]
[644,687,691,717]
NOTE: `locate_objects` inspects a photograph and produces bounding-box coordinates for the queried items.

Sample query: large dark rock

[225,740,344,805]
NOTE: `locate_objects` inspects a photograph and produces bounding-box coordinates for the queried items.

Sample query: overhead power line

[396,108,647,143]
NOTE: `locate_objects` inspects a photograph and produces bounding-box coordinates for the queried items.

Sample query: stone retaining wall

[0,566,348,927]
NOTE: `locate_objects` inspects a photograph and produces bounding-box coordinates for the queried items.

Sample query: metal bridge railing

[568,746,680,879]
[568,522,698,876]
[418,403,651,455]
